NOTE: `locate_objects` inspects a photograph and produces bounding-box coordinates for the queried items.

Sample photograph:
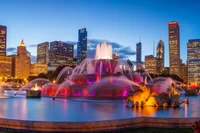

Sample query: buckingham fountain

[0,40,199,132]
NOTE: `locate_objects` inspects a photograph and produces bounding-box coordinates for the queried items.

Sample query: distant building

[12,40,30,79]
[30,64,48,76]
[145,55,157,74]
[27,51,31,58]
[113,53,120,60]
[77,28,87,65]
[0,25,7,56]
[156,40,164,74]
[37,42,49,64]
[0,56,12,81]
[136,42,142,70]
[187,39,200,84]
[49,41,74,68]
[136,42,142,63]
[180,63,187,83]
[168,21,180,77]
[161,67,170,75]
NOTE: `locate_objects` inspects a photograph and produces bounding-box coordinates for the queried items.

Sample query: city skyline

[1,0,200,66]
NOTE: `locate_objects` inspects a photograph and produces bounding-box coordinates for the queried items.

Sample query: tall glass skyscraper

[168,21,180,77]
[0,25,7,56]
[77,28,87,65]
[37,42,49,64]
[156,40,164,73]
[136,42,142,63]
[187,39,200,84]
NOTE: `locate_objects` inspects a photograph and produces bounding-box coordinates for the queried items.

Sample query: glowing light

[31,83,40,91]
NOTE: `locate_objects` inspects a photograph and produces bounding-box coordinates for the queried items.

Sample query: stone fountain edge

[0,117,198,132]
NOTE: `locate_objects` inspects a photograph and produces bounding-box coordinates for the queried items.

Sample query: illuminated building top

[19,39,25,46]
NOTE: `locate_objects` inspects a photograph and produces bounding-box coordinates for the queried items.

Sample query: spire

[20,39,25,46]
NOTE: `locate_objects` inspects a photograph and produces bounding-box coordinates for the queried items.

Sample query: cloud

[28,44,37,47]
[87,39,123,50]
[7,47,16,52]
[65,41,77,45]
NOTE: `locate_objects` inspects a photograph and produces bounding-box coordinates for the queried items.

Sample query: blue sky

[1,0,200,66]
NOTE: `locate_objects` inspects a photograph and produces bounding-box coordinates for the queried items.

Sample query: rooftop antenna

[139,36,141,42]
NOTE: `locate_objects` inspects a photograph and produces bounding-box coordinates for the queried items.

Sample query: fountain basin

[0,90,199,132]
[26,90,41,98]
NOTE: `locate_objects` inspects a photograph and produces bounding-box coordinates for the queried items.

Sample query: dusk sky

[1,0,200,66]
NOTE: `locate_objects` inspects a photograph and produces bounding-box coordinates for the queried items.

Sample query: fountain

[26,83,41,98]
[39,41,142,100]
[1,40,199,132]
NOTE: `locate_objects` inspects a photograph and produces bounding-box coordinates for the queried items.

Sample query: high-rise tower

[0,25,7,56]
[156,40,164,73]
[187,39,200,84]
[168,21,180,77]
[12,40,30,79]
[136,42,142,63]
[37,42,49,64]
[77,28,87,65]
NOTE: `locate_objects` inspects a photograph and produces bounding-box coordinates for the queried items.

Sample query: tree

[38,73,47,79]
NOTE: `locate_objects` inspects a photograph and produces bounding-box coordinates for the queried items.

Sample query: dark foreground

[0,127,193,133]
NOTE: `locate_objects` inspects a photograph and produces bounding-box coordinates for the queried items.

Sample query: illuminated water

[0,90,198,122]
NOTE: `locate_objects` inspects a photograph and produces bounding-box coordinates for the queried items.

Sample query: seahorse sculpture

[125,83,151,106]
[125,83,184,108]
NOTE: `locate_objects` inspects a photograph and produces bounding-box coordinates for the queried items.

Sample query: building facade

[12,40,30,79]
[37,42,49,64]
[168,21,181,77]
[180,63,187,83]
[77,28,87,65]
[49,41,74,65]
[0,56,12,81]
[136,42,142,63]
[0,25,7,56]
[187,39,200,84]
[145,55,157,74]
[30,64,48,76]
[156,40,164,74]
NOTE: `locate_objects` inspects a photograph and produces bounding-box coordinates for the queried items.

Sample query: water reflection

[132,106,158,117]
[0,91,200,121]
[185,104,188,117]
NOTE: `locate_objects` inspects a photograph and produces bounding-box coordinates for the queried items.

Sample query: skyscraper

[49,41,74,65]
[136,42,142,63]
[0,25,7,56]
[187,39,200,84]
[0,56,12,80]
[145,55,157,74]
[12,40,30,79]
[156,40,164,73]
[77,28,87,65]
[168,21,180,77]
[37,42,49,64]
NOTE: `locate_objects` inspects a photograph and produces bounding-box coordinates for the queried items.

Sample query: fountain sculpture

[125,82,186,108]
[26,83,41,98]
